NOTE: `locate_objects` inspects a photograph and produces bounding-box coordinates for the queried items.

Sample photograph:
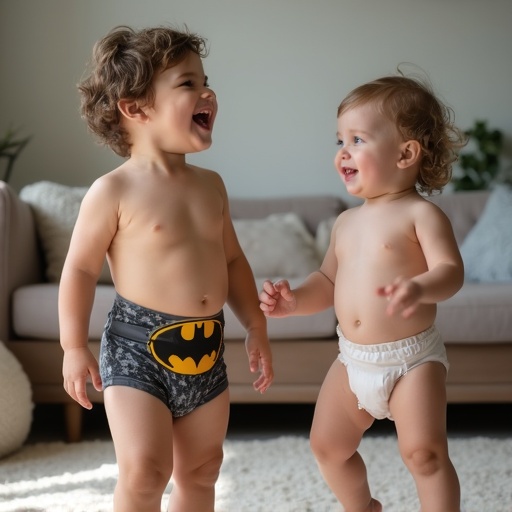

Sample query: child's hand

[259,279,297,317]
[62,347,102,409]
[377,276,423,318]
[245,331,274,393]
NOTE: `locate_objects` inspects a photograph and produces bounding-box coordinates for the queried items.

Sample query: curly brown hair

[337,73,466,195]
[78,25,208,157]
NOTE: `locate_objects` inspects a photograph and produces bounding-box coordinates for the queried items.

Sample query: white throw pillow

[460,184,512,282]
[315,216,337,258]
[20,181,113,284]
[233,213,321,277]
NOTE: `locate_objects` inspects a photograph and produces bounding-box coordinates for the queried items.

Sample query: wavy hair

[337,72,466,195]
[78,26,208,157]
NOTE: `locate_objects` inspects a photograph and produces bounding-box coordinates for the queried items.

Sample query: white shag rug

[0,435,511,512]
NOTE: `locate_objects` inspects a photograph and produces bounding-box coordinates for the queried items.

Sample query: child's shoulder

[188,163,226,190]
[82,164,131,204]
[410,193,452,226]
[412,193,446,214]
[189,163,221,179]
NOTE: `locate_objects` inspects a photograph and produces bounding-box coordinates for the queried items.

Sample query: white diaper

[337,325,449,420]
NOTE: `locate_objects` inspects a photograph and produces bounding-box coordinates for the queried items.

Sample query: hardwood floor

[27,402,511,444]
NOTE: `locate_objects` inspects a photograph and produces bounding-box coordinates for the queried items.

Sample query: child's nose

[339,146,350,158]
[201,87,216,99]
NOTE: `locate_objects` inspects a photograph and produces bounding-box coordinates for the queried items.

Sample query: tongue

[193,113,208,128]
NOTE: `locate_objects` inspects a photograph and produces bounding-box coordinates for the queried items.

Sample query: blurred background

[1,0,511,202]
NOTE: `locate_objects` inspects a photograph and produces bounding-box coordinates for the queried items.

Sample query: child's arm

[260,223,338,318]
[59,179,118,409]
[226,251,273,393]
[259,270,335,317]
[377,202,464,318]
[221,187,273,393]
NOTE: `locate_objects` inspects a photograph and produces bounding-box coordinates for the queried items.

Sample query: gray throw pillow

[460,184,512,282]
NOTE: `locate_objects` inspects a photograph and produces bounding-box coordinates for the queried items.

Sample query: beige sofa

[1,180,511,442]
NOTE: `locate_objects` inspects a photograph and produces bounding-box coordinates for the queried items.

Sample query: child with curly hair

[260,73,466,511]
[60,25,273,512]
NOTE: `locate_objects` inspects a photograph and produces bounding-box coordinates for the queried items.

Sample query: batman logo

[147,319,223,375]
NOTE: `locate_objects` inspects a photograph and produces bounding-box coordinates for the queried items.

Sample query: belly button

[201,296,207,304]
[355,319,361,327]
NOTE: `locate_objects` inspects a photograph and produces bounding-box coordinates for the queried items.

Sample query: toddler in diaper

[260,70,465,511]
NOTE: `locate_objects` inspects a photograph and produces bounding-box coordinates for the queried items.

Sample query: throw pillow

[233,213,321,277]
[20,181,113,284]
[460,184,512,282]
[315,216,337,258]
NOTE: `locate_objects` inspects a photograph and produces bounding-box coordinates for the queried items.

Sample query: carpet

[0,435,510,512]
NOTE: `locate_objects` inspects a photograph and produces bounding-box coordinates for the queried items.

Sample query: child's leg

[310,360,382,512]
[104,386,175,512]
[390,362,461,512]
[168,388,230,512]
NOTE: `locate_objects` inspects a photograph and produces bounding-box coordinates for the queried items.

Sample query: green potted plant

[452,120,503,191]
[0,127,31,183]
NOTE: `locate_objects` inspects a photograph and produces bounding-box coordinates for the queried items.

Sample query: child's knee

[175,449,224,488]
[310,430,354,465]
[119,460,172,497]
[402,446,445,477]
[309,430,328,460]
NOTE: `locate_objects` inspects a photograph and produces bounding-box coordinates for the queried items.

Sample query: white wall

[1,0,511,200]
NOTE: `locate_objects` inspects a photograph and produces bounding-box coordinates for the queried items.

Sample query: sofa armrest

[0,181,43,340]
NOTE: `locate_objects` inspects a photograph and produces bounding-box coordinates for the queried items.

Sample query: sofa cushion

[19,181,112,284]
[15,281,512,344]
[12,284,116,340]
[12,277,337,341]
[234,214,321,277]
[459,185,512,282]
[436,282,512,342]
[223,277,337,339]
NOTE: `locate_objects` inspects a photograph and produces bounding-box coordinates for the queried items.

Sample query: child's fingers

[247,348,274,393]
[262,279,278,296]
[91,370,103,392]
[69,380,92,410]
[273,280,293,300]
[253,362,274,393]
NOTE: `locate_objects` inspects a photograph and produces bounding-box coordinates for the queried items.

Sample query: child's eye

[336,139,344,147]
[354,136,363,144]
[204,76,210,88]
[181,80,194,87]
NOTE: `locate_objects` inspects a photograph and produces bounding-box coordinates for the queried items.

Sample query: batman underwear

[100,293,228,417]
[337,324,449,421]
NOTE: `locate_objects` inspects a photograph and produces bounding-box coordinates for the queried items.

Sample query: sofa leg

[64,402,83,443]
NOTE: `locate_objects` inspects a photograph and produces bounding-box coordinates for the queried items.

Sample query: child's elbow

[454,261,465,292]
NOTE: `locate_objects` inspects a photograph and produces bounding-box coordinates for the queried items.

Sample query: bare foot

[339,498,383,512]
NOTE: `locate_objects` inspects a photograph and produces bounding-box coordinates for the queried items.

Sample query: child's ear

[117,99,149,122]
[397,140,421,168]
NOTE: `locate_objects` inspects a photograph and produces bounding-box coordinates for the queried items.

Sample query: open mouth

[192,110,211,130]
[342,167,358,177]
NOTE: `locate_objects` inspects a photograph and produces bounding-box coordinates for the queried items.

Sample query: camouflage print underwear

[100,293,228,417]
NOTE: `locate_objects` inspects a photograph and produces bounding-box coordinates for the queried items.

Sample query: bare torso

[333,195,436,344]
[101,163,230,317]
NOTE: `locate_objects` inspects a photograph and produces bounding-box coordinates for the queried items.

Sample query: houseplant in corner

[452,120,504,191]
[0,127,31,183]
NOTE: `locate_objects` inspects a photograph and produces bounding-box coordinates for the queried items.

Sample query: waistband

[337,324,439,354]
[108,293,224,343]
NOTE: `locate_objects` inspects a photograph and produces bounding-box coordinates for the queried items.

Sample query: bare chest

[117,186,224,247]
[335,211,425,275]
